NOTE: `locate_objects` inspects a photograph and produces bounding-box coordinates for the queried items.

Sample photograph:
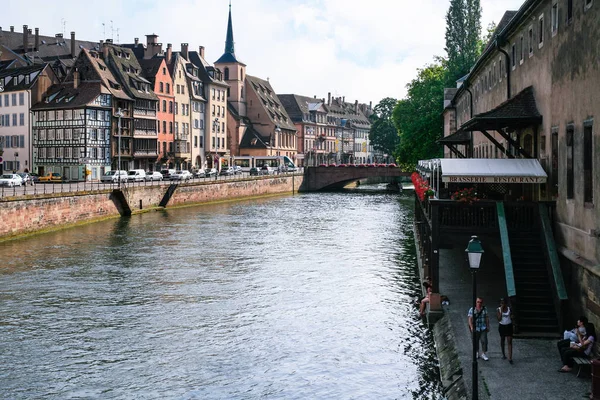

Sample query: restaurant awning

[440,158,547,183]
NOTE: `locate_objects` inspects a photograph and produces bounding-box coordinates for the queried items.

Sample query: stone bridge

[299,166,411,191]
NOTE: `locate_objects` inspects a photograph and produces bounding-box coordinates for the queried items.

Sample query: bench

[573,342,600,378]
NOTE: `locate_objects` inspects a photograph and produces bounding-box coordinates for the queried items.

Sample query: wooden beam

[447,145,466,158]
[480,130,514,159]
[494,129,533,158]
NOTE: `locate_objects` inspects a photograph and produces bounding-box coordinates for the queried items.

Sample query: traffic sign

[0,157,3,163]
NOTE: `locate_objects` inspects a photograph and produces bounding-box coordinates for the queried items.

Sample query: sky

[3,0,526,106]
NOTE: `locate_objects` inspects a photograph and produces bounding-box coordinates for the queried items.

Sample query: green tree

[478,21,497,54]
[392,63,446,169]
[369,97,399,157]
[445,0,482,83]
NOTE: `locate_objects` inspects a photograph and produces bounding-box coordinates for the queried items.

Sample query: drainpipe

[496,38,511,100]
[464,85,474,158]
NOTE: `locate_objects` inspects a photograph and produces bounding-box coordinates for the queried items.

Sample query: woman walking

[497,298,514,364]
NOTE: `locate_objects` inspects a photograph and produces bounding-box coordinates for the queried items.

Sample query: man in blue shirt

[468,297,490,360]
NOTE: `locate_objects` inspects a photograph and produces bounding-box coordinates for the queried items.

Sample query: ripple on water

[0,190,442,399]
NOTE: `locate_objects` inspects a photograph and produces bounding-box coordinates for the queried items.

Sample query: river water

[0,188,442,399]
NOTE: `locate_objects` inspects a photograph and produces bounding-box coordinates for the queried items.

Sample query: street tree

[392,63,445,169]
[369,97,399,158]
[445,0,482,83]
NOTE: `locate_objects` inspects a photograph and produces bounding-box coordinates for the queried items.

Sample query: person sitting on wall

[558,322,596,372]
[419,285,432,317]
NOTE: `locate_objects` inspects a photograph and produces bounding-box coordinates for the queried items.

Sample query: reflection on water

[0,189,442,399]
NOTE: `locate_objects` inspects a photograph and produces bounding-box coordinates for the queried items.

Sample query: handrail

[496,202,516,297]
[539,202,568,300]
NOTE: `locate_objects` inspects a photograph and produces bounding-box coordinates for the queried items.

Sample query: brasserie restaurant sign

[443,175,547,183]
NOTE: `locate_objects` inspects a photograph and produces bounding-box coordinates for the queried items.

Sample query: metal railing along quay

[0,170,300,199]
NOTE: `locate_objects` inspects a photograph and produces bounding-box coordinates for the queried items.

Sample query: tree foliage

[445,0,482,83]
[368,97,399,157]
[478,21,498,55]
[392,63,446,169]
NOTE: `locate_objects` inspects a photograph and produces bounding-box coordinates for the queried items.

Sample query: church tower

[215,2,247,116]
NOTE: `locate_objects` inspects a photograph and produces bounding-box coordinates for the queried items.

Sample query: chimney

[73,68,79,89]
[369,101,372,110]
[146,34,158,46]
[199,46,205,59]
[102,41,109,59]
[71,32,76,58]
[181,43,188,60]
[23,25,28,53]
[10,26,14,32]
[355,100,358,113]
[314,95,316,99]
[328,92,331,105]
[34,28,39,51]
[166,43,172,63]
[322,98,325,104]
[134,37,139,45]
[342,96,345,103]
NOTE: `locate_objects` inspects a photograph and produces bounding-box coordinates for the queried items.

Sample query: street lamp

[274,125,281,157]
[13,152,18,173]
[466,235,484,400]
[115,108,124,189]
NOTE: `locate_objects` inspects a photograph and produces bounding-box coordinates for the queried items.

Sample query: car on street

[39,172,64,182]
[193,168,206,178]
[261,165,277,175]
[170,170,192,181]
[160,169,176,180]
[220,167,235,176]
[127,169,146,182]
[145,171,163,181]
[249,167,264,176]
[232,166,243,175]
[205,168,217,177]
[29,172,40,182]
[0,173,23,187]
[101,170,128,183]
[17,173,33,185]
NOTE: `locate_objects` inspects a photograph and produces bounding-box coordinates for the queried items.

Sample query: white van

[127,169,146,182]
[101,170,128,183]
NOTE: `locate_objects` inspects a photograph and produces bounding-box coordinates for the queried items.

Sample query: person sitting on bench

[558,322,596,372]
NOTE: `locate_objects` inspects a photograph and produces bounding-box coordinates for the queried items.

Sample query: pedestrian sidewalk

[437,246,591,400]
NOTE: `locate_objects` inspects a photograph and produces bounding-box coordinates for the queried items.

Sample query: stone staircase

[509,228,559,336]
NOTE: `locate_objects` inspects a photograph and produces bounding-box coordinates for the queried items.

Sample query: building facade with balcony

[104,42,158,171]
[32,81,112,181]
[168,51,192,170]
[0,63,58,175]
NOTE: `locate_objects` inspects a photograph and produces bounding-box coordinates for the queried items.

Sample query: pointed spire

[224,1,235,56]
[215,1,244,65]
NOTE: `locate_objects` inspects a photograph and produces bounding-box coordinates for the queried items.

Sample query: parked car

[160,169,176,179]
[232,166,243,175]
[29,172,40,182]
[193,168,206,178]
[170,170,192,181]
[17,173,33,185]
[261,165,277,175]
[249,167,262,176]
[145,171,163,181]
[101,170,128,183]
[205,168,217,177]
[39,172,64,182]
[0,173,23,187]
[220,167,235,176]
[127,169,147,182]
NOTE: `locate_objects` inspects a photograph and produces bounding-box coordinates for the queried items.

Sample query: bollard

[592,359,600,399]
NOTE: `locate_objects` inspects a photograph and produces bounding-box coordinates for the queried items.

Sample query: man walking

[468,297,490,360]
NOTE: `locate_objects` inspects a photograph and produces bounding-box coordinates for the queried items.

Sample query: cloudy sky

[3,0,525,106]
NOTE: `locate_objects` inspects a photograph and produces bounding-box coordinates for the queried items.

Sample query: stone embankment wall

[0,175,303,240]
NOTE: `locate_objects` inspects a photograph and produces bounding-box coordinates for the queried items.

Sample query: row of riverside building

[437,0,599,325]
[0,5,377,181]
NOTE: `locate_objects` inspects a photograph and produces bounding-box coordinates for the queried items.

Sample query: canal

[0,188,442,399]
